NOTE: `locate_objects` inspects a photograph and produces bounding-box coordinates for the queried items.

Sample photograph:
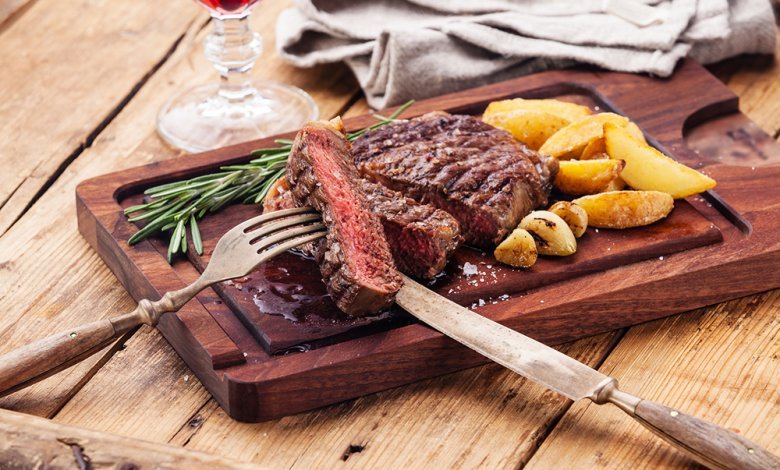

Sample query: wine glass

[157,0,319,153]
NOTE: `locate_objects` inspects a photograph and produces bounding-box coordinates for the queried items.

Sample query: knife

[396,275,779,470]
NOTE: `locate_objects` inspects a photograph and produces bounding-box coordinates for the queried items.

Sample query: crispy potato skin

[482,109,569,150]
[548,201,588,238]
[572,190,674,229]
[604,123,716,198]
[494,228,538,268]
[539,113,645,159]
[483,110,569,150]
[483,98,592,123]
[553,159,625,195]
[580,138,607,160]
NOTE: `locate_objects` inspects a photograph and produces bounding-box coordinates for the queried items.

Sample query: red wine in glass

[196,0,260,15]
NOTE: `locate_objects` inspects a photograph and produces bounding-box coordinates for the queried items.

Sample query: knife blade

[396,274,780,470]
[396,275,612,402]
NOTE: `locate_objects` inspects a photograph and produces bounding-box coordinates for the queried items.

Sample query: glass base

[157,79,319,153]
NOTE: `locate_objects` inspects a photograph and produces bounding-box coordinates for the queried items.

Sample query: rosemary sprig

[125,100,414,261]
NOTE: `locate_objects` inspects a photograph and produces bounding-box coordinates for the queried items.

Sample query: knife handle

[607,390,780,469]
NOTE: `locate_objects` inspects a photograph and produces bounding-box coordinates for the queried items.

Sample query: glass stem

[204,14,262,102]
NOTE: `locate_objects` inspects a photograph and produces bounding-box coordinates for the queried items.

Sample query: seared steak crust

[352,112,558,247]
[264,176,462,280]
[286,120,402,316]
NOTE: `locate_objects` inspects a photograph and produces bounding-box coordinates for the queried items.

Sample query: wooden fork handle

[0,309,147,397]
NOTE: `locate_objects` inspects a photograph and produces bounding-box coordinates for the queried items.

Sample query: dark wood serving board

[76,60,780,422]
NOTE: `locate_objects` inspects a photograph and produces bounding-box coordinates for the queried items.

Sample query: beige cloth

[277,0,776,109]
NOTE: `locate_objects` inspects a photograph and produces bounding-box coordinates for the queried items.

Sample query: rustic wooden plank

[525,290,779,468]
[170,334,617,468]
[709,29,780,137]
[0,407,261,469]
[0,0,207,236]
[0,0,357,419]
[0,0,32,28]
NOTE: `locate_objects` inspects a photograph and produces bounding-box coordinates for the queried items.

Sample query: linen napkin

[276,0,776,109]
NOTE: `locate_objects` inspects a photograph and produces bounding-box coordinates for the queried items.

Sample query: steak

[265,176,462,280]
[352,112,558,247]
[286,118,402,316]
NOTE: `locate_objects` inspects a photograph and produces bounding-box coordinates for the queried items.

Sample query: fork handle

[0,279,208,397]
[0,308,145,397]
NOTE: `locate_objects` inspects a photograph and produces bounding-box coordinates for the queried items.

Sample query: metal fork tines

[0,206,329,397]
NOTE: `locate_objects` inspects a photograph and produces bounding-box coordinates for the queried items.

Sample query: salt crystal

[478,299,486,307]
[486,265,492,269]
[499,294,510,300]
[540,300,545,304]
[462,262,479,276]
[183,375,190,382]
[594,228,600,233]
[659,256,664,260]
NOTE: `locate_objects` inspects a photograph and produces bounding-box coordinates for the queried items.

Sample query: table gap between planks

[0,1,777,467]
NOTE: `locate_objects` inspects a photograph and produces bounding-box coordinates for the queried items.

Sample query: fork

[0,207,326,397]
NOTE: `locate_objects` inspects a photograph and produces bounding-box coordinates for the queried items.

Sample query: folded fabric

[277,0,776,109]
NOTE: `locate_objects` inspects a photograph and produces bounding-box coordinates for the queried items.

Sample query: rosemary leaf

[125,100,414,261]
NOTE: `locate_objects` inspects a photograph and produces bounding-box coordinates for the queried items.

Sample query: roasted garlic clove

[494,228,538,268]
[548,201,588,238]
[519,210,577,256]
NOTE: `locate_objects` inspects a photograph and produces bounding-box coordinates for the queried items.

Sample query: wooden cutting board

[76,60,780,422]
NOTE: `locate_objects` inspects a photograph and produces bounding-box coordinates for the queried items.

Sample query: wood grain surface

[75,58,780,422]
[0,1,777,467]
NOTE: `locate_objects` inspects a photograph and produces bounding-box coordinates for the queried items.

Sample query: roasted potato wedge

[548,201,588,238]
[483,98,592,123]
[604,123,716,198]
[603,176,626,192]
[553,159,625,195]
[483,110,569,150]
[494,228,538,268]
[580,137,607,160]
[572,190,674,229]
[519,211,577,256]
[539,113,645,159]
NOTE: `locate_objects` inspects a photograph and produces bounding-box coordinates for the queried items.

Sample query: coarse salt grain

[462,262,479,276]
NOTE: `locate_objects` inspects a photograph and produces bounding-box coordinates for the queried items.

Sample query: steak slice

[265,176,462,280]
[286,118,403,316]
[352,112,558,248]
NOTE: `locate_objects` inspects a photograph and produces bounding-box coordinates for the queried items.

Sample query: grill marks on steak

[352,112,558,247]
[264,176,462,280]
[286,119,402,316]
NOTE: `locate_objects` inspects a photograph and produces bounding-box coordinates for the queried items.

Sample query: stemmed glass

[157,0,319,153]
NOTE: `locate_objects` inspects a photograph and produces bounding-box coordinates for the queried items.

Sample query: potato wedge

[519,211,577,256]
[554,159,625,195]
[573,190,674,229]
[483,109,569,150]
[580,137,607,159]
[494,228,538,268]
[539,113,645,159]
[603,123,716,198]
[483,98,592,123]
[603,176,626,192]
[548,201,588,238]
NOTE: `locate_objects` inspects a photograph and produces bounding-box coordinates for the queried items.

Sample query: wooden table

[0,1,777,467]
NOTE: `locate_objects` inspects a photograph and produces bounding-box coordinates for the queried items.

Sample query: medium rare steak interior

[352,112,558,247]
[287,118,403,316]
[265,176,462,280]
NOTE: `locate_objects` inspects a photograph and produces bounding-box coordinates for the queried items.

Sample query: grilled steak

[352,112,558,247]
[286,118,403,316]
[265,176,462,280]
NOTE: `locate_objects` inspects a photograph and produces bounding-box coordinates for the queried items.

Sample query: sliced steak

[265,176,462,280]
[352,112,558,247]
[286,118,403,316]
